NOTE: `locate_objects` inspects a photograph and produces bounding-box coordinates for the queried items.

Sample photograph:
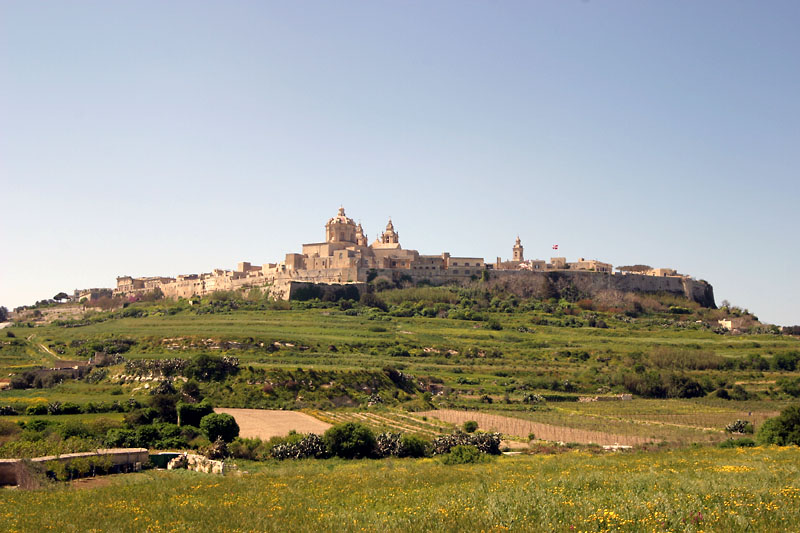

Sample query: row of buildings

[111,207,684,301]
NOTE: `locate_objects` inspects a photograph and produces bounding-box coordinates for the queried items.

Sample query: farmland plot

[421,409,653,446]
[214,409,331,439]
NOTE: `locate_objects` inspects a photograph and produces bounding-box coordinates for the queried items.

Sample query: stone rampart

[488,270,715,308]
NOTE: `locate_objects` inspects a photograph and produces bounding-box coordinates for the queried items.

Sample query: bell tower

[512,236,524,262]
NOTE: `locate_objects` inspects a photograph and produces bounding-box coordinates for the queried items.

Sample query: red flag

[552,244,559,250]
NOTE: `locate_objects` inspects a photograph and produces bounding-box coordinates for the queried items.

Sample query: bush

[228,437,270,461]
[718,438,756,448]
[148,394,178,423]
[441,444,491,465]
[714,388,731,400]
[125,408,158,427]
[199,413,240,443]
[463,421,478,433]
[431,432,502,455]
[486,319,502,331]
[177,401,214,427]
[399,434,430,458]
[25,404,47,416]
[271,434,328,460]
[185,354,239,381]
[725,420,754,434]
[375,432,402,457]
[360,293,388,312]
[323,422,376,459]
[772,352,800,372]
[757,404,800,446]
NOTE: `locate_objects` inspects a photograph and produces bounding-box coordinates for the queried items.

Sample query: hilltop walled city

[105,208,690,302]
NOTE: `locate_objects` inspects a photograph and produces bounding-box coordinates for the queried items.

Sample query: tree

[53,292,69,302]
[772,352,800,372]
[463,421,478,433]
[0,306,8,322]
[323,422,376,459]
[757,404,800,446]
[616,265,652,273]
[177,400,213,427]
[359,292,388,312]
[200,413,240,443]
[148,394,178,423]
[185,353,239,381]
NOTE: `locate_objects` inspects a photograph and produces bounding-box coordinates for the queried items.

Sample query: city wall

[487,270,716,308]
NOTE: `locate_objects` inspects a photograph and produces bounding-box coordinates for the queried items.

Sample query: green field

[2,290,799,446]
[2,446,800,532]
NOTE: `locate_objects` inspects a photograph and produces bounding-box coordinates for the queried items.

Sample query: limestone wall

[488,270,716,308]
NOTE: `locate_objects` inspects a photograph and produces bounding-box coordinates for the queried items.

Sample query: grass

[2,446,799,531]
[2,296,799,444]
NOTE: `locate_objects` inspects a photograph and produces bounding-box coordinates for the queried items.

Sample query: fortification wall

[488,270,715,308]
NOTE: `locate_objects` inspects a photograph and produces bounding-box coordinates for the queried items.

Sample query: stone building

[115,207,487,300]
[109,208,712,307]
[494,238,611,273]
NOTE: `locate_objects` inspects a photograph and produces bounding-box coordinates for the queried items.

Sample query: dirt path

[215,409,331,440]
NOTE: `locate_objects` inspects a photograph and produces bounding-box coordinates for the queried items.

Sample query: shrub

[725,420,754,434]
[486,319,502,331]
[441,445,491,465]
[772,352,800,372]
[148,394,178,423]
[757,404,800,446]
[718,438,756,448]
[375,432,402,457]
[271,434,328,460]
[778,377,800,398]
[135,425,160,447]
[431,432,501,455]
[228,437,270,461]
[199,413,240,443]
[201,437,228,459]
[523,393,545,404]
[463,421,478,433]
[399,434,430,458]
[730,384,751,401]
[125,408,158,427]
[713,388,731,400]
[323,422,376,459]
[185,354,239,381]
[25,404,47,416]
[177,401,214,427]
[360,293,388,312]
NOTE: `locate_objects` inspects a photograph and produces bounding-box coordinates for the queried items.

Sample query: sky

[1,1,798,325]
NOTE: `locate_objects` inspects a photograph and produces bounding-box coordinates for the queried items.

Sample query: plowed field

[214,408,331,439]
[420,409,652,446]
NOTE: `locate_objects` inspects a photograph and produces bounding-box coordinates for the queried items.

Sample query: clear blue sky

[1,1,798,325]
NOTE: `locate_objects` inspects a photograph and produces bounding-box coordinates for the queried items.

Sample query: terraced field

[420,409,652,446]
[309,409,453,437]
